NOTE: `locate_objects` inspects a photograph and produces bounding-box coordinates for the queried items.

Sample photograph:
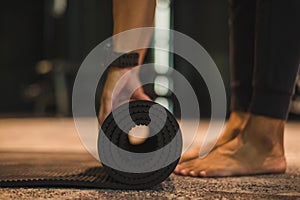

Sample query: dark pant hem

[249,88,292,119]
[230,85,252,112]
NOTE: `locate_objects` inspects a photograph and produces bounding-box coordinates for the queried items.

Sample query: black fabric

[0,101,182,190]
[229,0,300,119]
[109,52,139,67]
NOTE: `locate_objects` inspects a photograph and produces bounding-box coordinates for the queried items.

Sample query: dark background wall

[0,0,44,113]
[0,0,230,117]
[0,0,113,116]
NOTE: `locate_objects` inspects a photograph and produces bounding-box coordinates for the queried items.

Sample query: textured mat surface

[1,152,299,199]
[0,151,167,190]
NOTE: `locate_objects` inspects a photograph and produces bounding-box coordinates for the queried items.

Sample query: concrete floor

[0,118,299,199]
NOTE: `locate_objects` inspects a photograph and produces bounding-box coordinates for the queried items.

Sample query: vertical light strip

[154,0,173,112]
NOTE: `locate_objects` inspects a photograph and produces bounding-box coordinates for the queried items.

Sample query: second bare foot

[179,111,249,163]
[175,114,286,177]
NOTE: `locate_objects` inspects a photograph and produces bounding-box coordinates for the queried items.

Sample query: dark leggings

[229,0,300,119]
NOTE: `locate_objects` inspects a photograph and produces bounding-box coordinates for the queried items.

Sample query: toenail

[199,171,206,177]
[180,170,187,175]
[189,171,197,177]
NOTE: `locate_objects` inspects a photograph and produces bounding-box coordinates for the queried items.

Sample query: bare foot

[174,114,286,177]
[179,111,249,163]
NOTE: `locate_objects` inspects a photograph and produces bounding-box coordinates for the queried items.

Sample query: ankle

[228,111,250,130]
[245,114,285,154]
[231,111,249,120]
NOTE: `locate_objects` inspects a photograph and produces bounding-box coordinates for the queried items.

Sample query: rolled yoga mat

[0,100,182,189]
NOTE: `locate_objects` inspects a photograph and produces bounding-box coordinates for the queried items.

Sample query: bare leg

[98,0,156,124]
[113,0,156,62]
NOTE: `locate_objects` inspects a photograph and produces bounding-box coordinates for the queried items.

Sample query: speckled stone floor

[0,118,299,199]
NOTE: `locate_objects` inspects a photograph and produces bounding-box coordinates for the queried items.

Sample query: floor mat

[0,151,163,190]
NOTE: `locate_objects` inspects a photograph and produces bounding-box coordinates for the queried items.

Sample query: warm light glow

[154,75,172,96]
[154,0,173,110]
[155,97,173,112]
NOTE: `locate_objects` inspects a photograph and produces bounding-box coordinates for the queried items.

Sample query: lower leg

[229,0,256,113]
[179,0,255,163]
[175,0,300,177]
[98,0,156,124]
[250,0,300,119]
[113,0,156,61]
